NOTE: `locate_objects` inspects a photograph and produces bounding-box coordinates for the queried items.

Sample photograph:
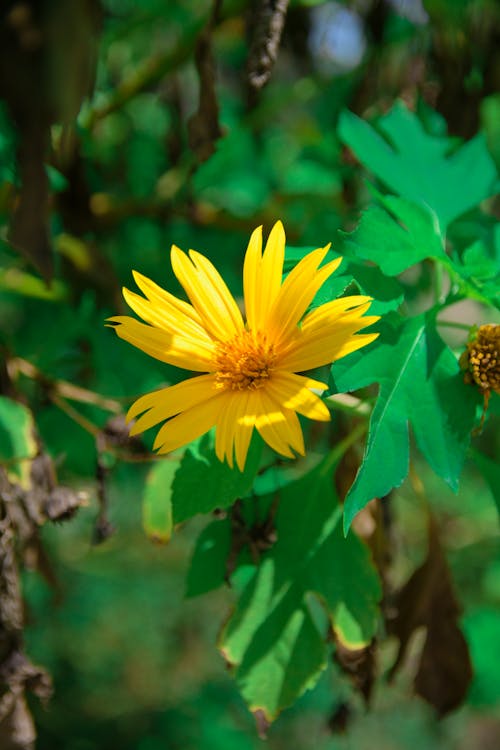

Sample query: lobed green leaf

[171,431,262,523]
[331,315,480,532]
[218,462,381,722]
[339,195,446,276]
[338,102,497,230]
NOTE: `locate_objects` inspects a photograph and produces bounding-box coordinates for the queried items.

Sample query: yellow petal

[327,332,380,360]
[108,316,214,371]
[153,393,226,453]
[254,390,295,458]
[189,250,244,334]
[171,245,242,341]
[280,322,379,373]
[266,372,330,421]
[280,407,305,455]
[270,247,342,344]
[234,393,256,472]
[302,299,376,334]
[214,390,248,468]
[302,295,373,330]
[132,270,203,326]
[259,221,286,326]
[123,288,214,356]
[127,375,218,435]
[243,225,263,332]
[243,222,286,332]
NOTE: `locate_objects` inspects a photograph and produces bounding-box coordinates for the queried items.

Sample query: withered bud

[460,324,500,433]
[460,324,500,395]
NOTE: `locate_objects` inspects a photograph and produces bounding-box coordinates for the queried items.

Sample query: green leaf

[471,450,500,519]
[338,102,498,230]
[186,518,231,597]
[218,463,381,722]
[0,267,67,301]
[142,459,179,542]
[310,273,355,308]
[339,196,446,276]
[448,239,500,309]
[347,261,404,314]
[286,247,403,315]
[0,396,36,487]
[171,430,262,523]
[461,241,499,281]
[331,315,480,531]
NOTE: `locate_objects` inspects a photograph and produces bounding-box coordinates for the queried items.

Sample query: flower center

[213,331,276,391]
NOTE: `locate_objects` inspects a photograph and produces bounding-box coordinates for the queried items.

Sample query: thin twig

[320,421,368,478]
[8,357,122,412]
[436,320,471,332]
[325,393,372,417]
[50,394,100,437]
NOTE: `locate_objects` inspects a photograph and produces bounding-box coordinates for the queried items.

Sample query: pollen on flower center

[213,331,276,391]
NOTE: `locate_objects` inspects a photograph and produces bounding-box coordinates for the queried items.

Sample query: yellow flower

[109,221,379,470]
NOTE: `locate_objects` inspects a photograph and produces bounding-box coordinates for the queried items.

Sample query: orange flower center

[213,331,276,391]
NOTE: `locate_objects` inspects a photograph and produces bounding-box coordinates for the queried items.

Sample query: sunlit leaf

[218,462,381,722]
[331,315,480,531]
[186,518,231,597]
[339,195,446,276]
[0,396,36,487]
[338,102,498,230]
[142,459,179,542]
[0,267,67,301]
[172,431,262,523]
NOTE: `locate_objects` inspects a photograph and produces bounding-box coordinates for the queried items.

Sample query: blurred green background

[1,0,499,747]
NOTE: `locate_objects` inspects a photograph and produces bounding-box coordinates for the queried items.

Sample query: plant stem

[436,320,471,331]
[320,421,368,478]
[325,393,371,417]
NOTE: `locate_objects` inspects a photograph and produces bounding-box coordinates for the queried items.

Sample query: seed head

[460,324,500,395]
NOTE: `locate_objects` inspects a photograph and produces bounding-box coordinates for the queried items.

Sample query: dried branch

[246,0,290,101]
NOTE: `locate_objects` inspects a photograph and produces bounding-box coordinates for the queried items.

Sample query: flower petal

[215,390,246,468]
[280,321,379,373]
[259,221,286,323]
[278,299,379,372]
[108,316,214,371]
[122,288,214,356]
[132,270,203,326]
[254,390,295,458]
[266,372,330,421]
[153,393,226,453]
[189,250,244,333]
[301,299,377,334]
[303,295,373,329]
[280,406,305,455]
[171,245,242,341]
[127,374,218,436]
[270,247,342,344]
[243,221,286,332]
[233,393,256,472]
[243,225,263,332]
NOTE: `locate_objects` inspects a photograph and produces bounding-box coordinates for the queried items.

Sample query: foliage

[0,0,499,748]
